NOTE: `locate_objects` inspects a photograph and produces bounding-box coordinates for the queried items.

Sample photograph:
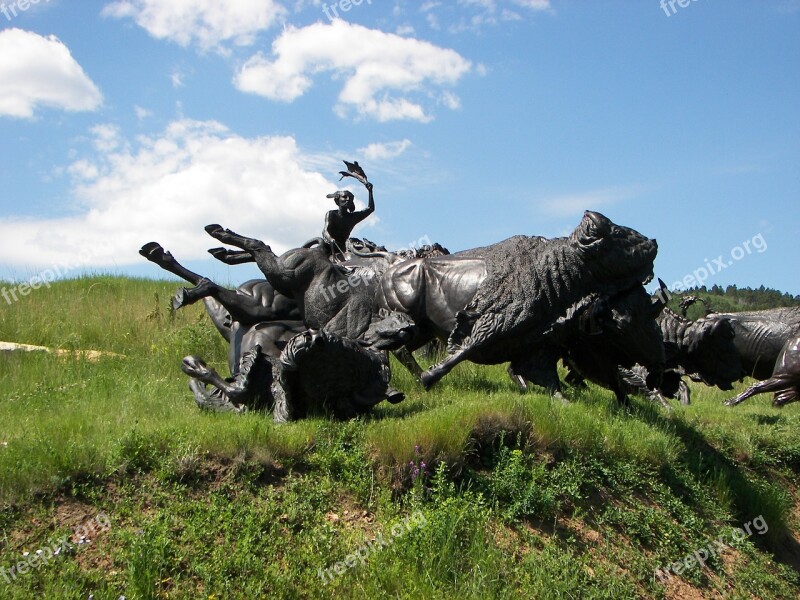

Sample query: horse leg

[205,225,280,281]
[725,375,793,406]
[139,242,203,284]
[182,346,267,407]
[773,385,800,407]
[177,279,282,326]
[188,379,245,413]
[208,247,255,265]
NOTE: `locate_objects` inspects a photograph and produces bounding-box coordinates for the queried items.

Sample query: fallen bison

[182,317,413,420]
[725,335,800,407]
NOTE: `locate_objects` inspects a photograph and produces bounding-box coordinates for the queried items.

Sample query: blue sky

[0,0,798,295]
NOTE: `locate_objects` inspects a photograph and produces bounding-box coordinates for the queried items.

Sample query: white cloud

[434,0,552,32]
[358,139,413,161]
[234,20,472,122]
[170,69,185,88]
[0,29,102,118]
[0,119,348,270]
[511,0,552,10]
[134,105,153,120]
[102,0,286,51]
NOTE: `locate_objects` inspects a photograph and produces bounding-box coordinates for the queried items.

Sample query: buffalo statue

[410,211,659,389]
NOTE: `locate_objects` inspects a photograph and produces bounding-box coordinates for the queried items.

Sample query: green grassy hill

[0,276,799,599]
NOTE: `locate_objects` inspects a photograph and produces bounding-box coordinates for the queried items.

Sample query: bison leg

[724,376,794,406]
[392,347,424,382]
[677,380,691,406]
[507,348,565,399]
[507,364,528,392]
[420,347,472,390]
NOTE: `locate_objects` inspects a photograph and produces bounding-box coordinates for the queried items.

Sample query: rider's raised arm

[351,182,375,223]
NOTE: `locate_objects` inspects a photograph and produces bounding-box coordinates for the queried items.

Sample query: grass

[0,275,799,598]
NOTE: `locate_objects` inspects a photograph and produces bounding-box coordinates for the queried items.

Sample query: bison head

[570,211,658,290]
[363,310,417,350]
[683,316,746,389]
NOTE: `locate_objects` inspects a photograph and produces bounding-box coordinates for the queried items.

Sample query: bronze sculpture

[140,158,705,419]
[725,335,800,407]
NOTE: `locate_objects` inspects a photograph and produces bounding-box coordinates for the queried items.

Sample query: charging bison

[414,211,659,388]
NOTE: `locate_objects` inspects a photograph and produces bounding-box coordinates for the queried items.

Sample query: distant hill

[669,284,800,320]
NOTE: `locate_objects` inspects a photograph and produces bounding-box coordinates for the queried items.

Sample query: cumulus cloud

[358,139,413,161]
[234,20,472,122]
[102,0,286,51]
[0,29,102,118]
[0,120,351,270]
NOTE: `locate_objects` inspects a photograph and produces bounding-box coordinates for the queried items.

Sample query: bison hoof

[386,388,405,404]
[420,370,439,390]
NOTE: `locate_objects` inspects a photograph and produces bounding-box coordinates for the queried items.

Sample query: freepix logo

[660,0,700,17]
[322,0,372,22]
[1,0,51,21]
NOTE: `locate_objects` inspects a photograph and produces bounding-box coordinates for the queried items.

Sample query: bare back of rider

[322,182,374,259]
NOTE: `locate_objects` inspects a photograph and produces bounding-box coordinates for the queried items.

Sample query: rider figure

[322,181,374,258]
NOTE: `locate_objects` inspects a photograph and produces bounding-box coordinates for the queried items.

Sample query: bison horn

[651,278,670,316]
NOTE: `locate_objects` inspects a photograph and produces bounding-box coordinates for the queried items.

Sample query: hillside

[670,285,800,320]
[1,276,799,599]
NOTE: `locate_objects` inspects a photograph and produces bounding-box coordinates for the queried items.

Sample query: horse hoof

[139,241,169,261]
[181,355,209,378]
[172,288,188,310]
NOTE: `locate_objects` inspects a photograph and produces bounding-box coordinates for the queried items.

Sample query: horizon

[1,1,798,295]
